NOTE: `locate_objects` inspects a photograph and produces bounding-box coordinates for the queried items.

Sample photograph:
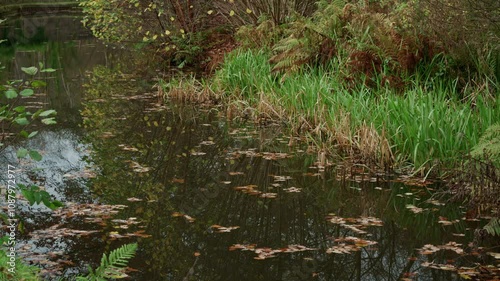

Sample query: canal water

[0,10,496,281]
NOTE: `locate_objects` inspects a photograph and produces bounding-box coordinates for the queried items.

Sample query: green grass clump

[212,49,500,172]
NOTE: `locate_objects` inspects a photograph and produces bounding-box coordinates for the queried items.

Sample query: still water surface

[0,12,490,281]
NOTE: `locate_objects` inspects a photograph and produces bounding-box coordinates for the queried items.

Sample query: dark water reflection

[77,72,474,280]
[1,12,494,281]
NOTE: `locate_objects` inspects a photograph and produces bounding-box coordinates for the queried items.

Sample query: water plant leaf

[40,68,56,73]
[20,89,34,97]
[5,89,17,99]
[21,66,38,76]
[31,80,46,87]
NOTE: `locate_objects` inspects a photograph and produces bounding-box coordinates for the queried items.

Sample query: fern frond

[76,243,138,281]
[484,218,500,236]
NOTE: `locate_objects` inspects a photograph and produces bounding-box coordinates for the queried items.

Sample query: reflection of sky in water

[1,129,93,207]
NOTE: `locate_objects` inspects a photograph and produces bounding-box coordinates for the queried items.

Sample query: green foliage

[17,184,63,210]
[471,123,500,166]
[269,0,345,75]
[213,49,500,171]
[236,19,281,49]
[0,246,40,281]
[1,65,57,151]
[79,0,140,42]
[76,243,138,281]
[1,66,62,209]
[79,0,214,67]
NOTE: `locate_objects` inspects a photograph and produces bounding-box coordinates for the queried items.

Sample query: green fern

[471,123,500,166]
[76,243,138,281]
[484,218,500,236]
[269,0,347,74]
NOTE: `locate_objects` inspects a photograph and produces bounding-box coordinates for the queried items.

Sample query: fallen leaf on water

[171,178,185,183]
[124,160,151,173]
[262,152,289,160]
[418,244,440,255]
[229,244,256,251]
[334,236,377,247]
[126,230,152,238]
[438,217,460,226]
[260,193,277,198]
[211,225,240,233]
[422,262,456,271]
[172,212,195,223]
[200,140,215,145]
[118,144,139,152]
[283,187,302,193]
[487,252,500,259]
[272,175,292,182]
[230,244,316,259]
[406,204,425,214]
[426,199,445,206]
[440,241,463,254]
[326,243,360,254]
[418,242,463,255]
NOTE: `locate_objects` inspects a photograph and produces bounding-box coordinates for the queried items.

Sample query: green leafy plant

[484,218,500,236]
[76,243,138,281]
[0,240,40,281]
[17,184,63,211]
[1,63,57,152]
[471,123,500,167]
[1,65,62,210]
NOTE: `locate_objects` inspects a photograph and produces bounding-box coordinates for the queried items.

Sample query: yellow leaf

[165,30,171,35]
[246,8,252,14]
[152,35,158,40]
[170,16,175,21]
[207,10,213,15]
[230,10,235,16]
[180,29,185,34]
[142,36,148,42]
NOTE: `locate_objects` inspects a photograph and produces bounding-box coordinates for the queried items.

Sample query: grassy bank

[163,49,499,174]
